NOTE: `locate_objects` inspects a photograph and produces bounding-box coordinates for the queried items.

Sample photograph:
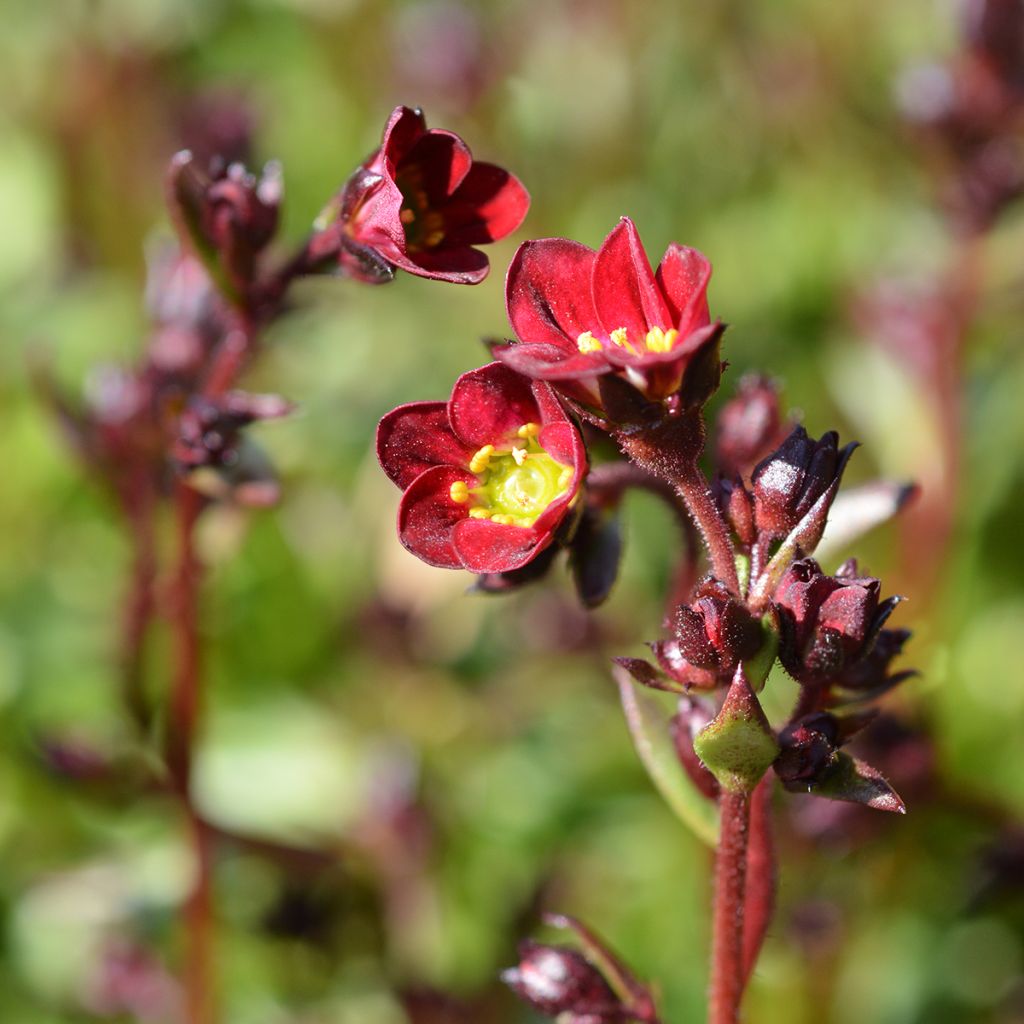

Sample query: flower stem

[674,457,739,595]
[168,479,216,1024]
[709,790,751,1024]
[742,777,775,986]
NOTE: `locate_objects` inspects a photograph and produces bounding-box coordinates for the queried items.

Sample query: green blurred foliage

[2,0,1024,1021]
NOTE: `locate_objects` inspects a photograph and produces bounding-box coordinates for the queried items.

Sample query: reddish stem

[168,480,216,1024]
[709,790,751,1024]
[674,458,739,595]
[742,777,776,986]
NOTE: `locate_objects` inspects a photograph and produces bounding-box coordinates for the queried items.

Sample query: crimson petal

[401,130,473,201]
[492,341,606,381]
[506,238,600,349]
[443,162,530,246]
[397,465,473,569]
[656,244,712,336]
[593,218,672,341]
[452,518,548,573]
[378,106,428,169]
[377,401,470,489]
[449,362,539,448]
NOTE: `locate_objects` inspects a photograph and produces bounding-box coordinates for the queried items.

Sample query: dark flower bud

[713,475,756,547]
[501,942,622,1020]
[774,713,841,790]
[715,374,787,480]
[774,559,903,687]
[751,426,856,546]
[674,577,763,673]
[174,391,292,469]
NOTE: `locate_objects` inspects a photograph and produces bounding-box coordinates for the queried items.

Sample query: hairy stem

[742,777,776,986]
[710,790,751,1024]
[674,457,739,594]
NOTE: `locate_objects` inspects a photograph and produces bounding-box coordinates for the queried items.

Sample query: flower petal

[392,244,491,284]
[492,341,607,381]
[452,517,548,573]
[593,218,672,340]
[656,244,712,336]
[377,401,470,489]
[397,465,473,569]
[442,162,530,245]
[506,238,600,349]
[448,361,539,448]
[378,106,429,171]
[401,129,473,201]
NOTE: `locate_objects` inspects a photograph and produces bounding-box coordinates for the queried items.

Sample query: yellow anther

[512,446,528,466]
[644,326,679,353]
[491,514,516,525]
[469,444,494,474]
[576,331,604,354]
[469,508,492,519]
[557,467,573,489]
[400,208,416,225]
[609,327,630,348]
[449,481,470,504]
[517,422,540,438]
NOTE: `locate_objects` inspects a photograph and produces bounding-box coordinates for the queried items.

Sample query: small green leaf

[813,751,906,813]
[742,613,779,692]
[614,665,718,846]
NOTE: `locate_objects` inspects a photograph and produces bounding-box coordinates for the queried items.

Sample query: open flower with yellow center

[323,106,529,285]
[494,217,721,408]
[377,362,587,572]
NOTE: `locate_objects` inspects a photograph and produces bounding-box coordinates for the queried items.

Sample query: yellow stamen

[576,331,604,354]
[449,481,470,504]
[469,444,494,474]
[610,327,630,348]
[517,422,540,438]
[644,327,679,353]
[469,508,492,519]
[512,446,528,466]
[399,208,416,225]
[491,514,516,525]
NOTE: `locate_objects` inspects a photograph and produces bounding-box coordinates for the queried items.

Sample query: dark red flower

[495,217,718,406]
[325,106,529,284]
[377,362,586,573]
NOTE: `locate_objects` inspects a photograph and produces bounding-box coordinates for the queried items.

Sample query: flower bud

[774,558,902,687]
[501,942,622,1020]
[751,426,856,545]
[174,391,292,469]
[774,713,841,790]
[674,577,763,672]
[715,374,786,480]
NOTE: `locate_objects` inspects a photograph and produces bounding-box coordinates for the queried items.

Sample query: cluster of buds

[613,376,913,814]
[897,0,1024,231]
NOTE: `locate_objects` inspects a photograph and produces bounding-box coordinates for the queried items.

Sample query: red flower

[328,106,529,284]
[495,217,717,404]
[377,362,587,573]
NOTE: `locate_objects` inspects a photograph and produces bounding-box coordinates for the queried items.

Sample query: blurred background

[3,0,1024,1021]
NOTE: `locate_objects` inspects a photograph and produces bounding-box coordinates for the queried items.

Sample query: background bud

[501,942,622,1020]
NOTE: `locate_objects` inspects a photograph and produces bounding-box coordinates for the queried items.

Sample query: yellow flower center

[576,326,679,355]
[449,423,574,527]
[396,167,445,250]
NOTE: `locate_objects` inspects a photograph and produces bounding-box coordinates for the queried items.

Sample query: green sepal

[742,612,779,692]
[693,667,779,794]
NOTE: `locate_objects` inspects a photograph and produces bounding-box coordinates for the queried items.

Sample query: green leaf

[614,664,718,846]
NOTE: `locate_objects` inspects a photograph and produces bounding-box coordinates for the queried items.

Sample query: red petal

[401,130,473,201]
[442,163,530,245]
[593,218,672,340]
[448,362,539,448]
[397,465,473,569]
[390,244,490,284]
[656,244,712,336]
[530,379,570,425]
[346,176,408,260]
[377,401,470,489]
[505,238,600,348]
[492,340,606,381]
[379,106,428,170]
[537,421,586,478]
[452,518,548,573]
